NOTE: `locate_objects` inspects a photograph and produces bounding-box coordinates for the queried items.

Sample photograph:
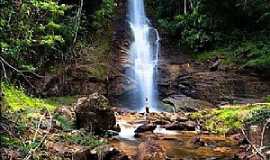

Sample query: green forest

[1,0,270,159]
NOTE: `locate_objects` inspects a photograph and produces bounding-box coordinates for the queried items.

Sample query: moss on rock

[191,103,270,134]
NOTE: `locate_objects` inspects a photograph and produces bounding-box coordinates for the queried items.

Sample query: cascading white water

[128,0,160,112]
[117,121,142,140]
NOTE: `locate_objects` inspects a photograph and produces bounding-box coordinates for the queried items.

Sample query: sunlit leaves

[91,0,116,29]
[0,0,76,71]
[47,21,62,30]
[31,0,67,16]
[40,35,64,47]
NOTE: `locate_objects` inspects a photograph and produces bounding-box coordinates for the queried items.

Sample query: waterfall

[128,0,160,112]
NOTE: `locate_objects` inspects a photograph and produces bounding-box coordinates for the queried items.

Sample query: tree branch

[0,58,7,79]
[0,56,35,88]
[260,119,270,147]
[23,111,52,160]
[241,128,266,160]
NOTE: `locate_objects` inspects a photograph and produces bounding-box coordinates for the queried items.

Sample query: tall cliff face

[109,0,134,107]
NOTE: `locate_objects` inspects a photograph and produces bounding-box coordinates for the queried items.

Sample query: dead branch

[33,114,45,143]
[261,118,270,147]
[0,56,36,88]
[0,58,7,79]
[23,111,52,160]
[0,56,21,74]
[21,70,45,78]
[241,128,266,160]
[0,56,44,78]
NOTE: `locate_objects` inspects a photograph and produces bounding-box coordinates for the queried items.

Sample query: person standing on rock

[144,98,150,120]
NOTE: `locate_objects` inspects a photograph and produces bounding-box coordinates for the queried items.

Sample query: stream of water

[128,0,160,112]
[112,114,239,159]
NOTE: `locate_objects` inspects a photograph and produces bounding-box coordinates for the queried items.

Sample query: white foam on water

[153,125,180,135]
[117,121,142,140]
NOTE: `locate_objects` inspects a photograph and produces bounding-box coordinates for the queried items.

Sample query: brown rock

[176,72,270,105]
[191,136,206,146]
[229,133,248,145]
[75,93,116,133]
[164,121,196,131]
[136,139,166,160]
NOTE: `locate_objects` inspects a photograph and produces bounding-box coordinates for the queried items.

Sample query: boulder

[191,136,206,146]
[229,134,248,145]
[163,121,196,131]
[135,124,157,133]
[136,139,166,160]
[46,141,89,159]
[162,95,214,112]
[170,113,188,122]
[55,105,74,120]
[91,146,130,160]
[75,93,116,133]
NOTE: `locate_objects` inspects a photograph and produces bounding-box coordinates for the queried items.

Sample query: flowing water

[128,0,160,112]
[117,121,142,140]
[111,114,239,159]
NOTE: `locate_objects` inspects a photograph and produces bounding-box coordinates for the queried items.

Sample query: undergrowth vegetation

[62,132,105,148]
[2,83,57,111]
[2,83,76,111]
[191,103,270,134]
[0,83,104,159]
[192,40,270,71]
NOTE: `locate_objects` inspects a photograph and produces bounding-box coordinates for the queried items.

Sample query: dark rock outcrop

[135,124,157,133]
[162,95,214,112]
[75,93,116,133]
[33,65,107,97]
[175,71,270,105]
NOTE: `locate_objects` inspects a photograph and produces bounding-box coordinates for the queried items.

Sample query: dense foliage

[0,0,75,71]
[153,0,270,49]
[150,0,270,71]
[0,0,115,79]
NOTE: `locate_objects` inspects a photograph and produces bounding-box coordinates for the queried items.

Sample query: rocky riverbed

[109,112,240,160]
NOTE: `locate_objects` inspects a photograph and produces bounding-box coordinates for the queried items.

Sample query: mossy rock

[75,93,116,133]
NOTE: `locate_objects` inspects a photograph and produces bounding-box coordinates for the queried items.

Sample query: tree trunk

[189,0,193,10]
[72,0,84,45]
[184,0,187,14]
